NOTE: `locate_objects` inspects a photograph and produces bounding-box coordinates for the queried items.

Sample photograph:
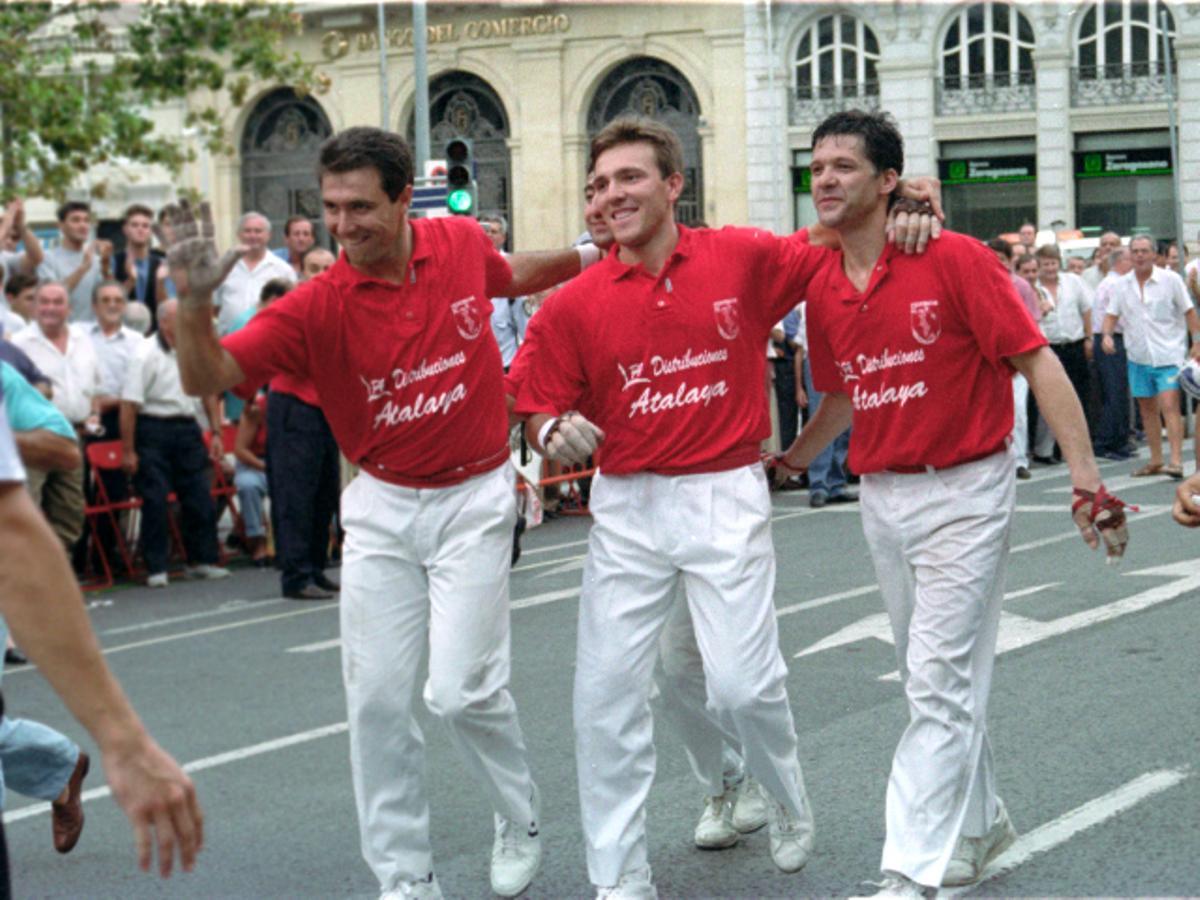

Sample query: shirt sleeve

[805,297,843,394]
[512,289,587,418]
[716,227,831,333]
[942,236,1046,365]
[221,283,316,400]
[466,223,513,299]
[0,389,26,484]
[1,363,74,439]
[120,345,147,406]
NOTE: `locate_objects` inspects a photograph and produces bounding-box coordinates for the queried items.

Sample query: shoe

[766,794,812,873]
[1163,464,1184,480]
[4,647,27,666]
[52,751,89,854]
[380,873,443,899]
[595,867,657,900]
[732,776,768,833]
[694,789,739,849]
[313,572,340,592]
[252,555,272,569]
[285,584,335,601]
[1015,466,1031,480]
[1131,462,1164,477]
[850,873,936,898]
[185,564,230,580]
[491,783,542,897]
[808,490,828,509]
[942,800,1017,886]
[828,488,858,503]
[147,572,169,588]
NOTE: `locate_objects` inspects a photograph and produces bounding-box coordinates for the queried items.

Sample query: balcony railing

[789,83,880,128]
[1071,61,1175,107]
[935,71,1036,116]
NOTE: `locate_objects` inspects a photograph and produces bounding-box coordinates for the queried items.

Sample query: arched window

[1076,0,1175,79]
[792,13,879,123]
[941,2,1035,90]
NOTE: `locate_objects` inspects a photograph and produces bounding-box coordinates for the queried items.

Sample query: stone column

[1032,46,1072,230]
[513,41,566,248]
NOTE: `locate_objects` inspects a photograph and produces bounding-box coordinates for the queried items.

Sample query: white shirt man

[1035,270,1092,344]
[1081,231,1121,291]
[1108,263,1192,368]
[214,213,295,335]
[12,285,100,428]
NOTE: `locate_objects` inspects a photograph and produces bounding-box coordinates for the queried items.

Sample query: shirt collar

[329,220,434,289]
[834,242,899,304]
[606,223,693,282]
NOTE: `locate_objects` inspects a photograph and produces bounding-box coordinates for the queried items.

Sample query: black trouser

[1092,333,1131,454]
[266,392,339,594]
[772,355,799,449]
[1030,339,1091,458]
[134,416,219,575]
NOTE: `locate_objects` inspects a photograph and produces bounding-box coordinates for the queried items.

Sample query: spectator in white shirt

[0,198,44,301]
[213,212,295,335]
[10,282,96,554]
[1031,244,1093,461]
[1081,231,1122,292]
[1090,248,1135,460]
[120,300,229,587]
[1102,235,1200,479]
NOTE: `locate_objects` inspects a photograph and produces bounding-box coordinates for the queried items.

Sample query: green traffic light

[447,188,474,214]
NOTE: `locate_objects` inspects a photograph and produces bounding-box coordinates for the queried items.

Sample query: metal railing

[935,71,1036,115]
[788,83,880,127]
[1071,61,1175,106]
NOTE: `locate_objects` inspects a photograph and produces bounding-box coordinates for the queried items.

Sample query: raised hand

[154,200,246,304]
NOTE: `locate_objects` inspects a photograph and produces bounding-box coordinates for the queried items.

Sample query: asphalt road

[3,452,1198,899]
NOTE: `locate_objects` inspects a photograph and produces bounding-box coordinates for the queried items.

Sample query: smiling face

[809,134,896,231]
[93,283,127,331]
[1018,257,1038,285]
[1037,254,1060,282]
[590,141,682,251]
[35,283,70,333]
[285,219,315,256]
[238,215,271,255]
[1130,237,1155,278]
[321,167,412,271]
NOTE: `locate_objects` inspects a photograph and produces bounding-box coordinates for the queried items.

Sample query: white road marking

[512,586,581,609]
[940,767,1191,896]
[519,538,589,556]
[512,553,586,574]
[1045,474,1186,494]
[776,584,879,618]
[534,559,586,578]
[98,599,282,636]
[793,584,1060,658]
[1009,505,1170,553]
[288,638,341,654]
[3,722,351,825]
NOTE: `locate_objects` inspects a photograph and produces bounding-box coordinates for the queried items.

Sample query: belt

[885,442,1006,475]
[364,445,509,490]
[138,414,197,424]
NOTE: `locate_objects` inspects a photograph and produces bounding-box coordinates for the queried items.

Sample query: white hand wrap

[542,412,604,466]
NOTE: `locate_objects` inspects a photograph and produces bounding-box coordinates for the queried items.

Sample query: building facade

[745,0,1200,245]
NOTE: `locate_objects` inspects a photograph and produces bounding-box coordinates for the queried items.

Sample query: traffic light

[444,138,475,215]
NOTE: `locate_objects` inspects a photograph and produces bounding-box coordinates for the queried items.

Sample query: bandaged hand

[1072,484,1135,562]
[543,412,604,466]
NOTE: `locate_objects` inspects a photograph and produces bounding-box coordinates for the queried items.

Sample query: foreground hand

[1172,472,1200,526]
[1072,484,1134,561]
[544,412,604,466]
[155,200,246,303]
[886,198,941,254]
[103,735,203,877]
[121,448,139,477]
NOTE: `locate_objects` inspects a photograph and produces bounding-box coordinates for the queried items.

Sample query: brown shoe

[52,751,89,853]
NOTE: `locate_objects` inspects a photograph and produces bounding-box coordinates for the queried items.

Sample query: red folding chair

[205,427,244,562]
[83,441,141,586]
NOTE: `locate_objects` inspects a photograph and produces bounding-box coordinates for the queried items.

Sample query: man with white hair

[213,212,295,335]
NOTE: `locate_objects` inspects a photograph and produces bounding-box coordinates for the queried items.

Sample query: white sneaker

[694,789,739,849]
[491,783,542,897]
[849,873,934,899]
[146,572,168,588]
[184,564,230,580]
[732,776,768,833]
[766,794,812,873]
[380,873,443,899]
[942,799,1017,886]
[595,866,657,900]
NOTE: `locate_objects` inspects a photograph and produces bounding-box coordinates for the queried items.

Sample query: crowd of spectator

[0,197,344,602]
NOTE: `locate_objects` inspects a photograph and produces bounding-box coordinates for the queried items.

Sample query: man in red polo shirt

[777,111,1129,898]
[160,127,594,900]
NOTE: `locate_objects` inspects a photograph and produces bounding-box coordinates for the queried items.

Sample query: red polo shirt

[806,231,1046,474]
[514,225,829,475]
[223,216,513,487]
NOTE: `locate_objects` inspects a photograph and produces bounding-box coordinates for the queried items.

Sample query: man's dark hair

[986,237,1014,259]
[1015,252,1036,269]
[1034,243,1061,262]
[318,127,414,201]
[589,116,683,180]
[259,278,292,305]
[3,272,36,298]
[284,215,313,237]
[122,204,153,224]
[56,200,91,223]
[811,110,904,177]
[92,279,126,305]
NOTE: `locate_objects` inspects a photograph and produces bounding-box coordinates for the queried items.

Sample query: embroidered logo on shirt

[910,300,942,346]
[713,298,741,340]
[451,297,483,340]
[617,361,651,391]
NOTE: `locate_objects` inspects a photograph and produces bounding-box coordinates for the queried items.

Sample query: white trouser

[1011,374,1029,469]
[575,464,812,887]
[653,588,745,796]
[339,466,535,892]
[859,449,1014,887]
